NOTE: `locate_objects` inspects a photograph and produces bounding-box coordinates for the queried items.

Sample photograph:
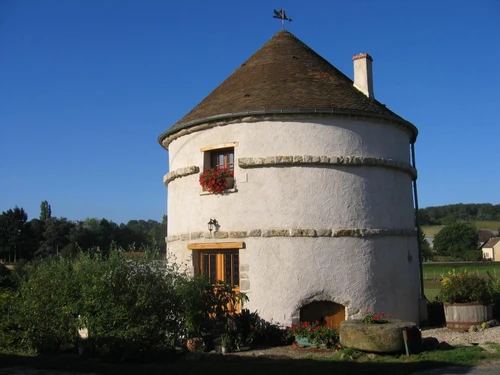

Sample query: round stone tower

[159,31,421,325]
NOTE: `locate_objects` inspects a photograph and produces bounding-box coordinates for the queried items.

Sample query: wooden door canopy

[187,242,245,250]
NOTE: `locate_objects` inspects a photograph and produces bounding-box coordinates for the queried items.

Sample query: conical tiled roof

[159,30,416,145]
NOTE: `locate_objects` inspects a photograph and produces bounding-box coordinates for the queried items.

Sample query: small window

[198,250,239,287]
[210,148,234,171]
[200,142,238,172]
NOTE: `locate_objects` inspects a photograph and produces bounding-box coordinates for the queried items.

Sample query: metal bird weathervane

[273,9,292,30]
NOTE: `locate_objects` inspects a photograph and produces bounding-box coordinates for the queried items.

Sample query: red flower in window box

[199,168,234,195]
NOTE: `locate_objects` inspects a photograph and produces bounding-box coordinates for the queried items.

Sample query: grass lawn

[423,262,500,279]
[423,285,441,301]
[1,345,500,375]
[422,220,500,238]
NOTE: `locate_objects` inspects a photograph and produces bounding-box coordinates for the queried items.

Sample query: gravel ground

[236,344,337,359]
[421,326,500,348]
[237,326,500,359]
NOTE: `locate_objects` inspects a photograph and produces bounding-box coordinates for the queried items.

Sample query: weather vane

[273,9,292,30]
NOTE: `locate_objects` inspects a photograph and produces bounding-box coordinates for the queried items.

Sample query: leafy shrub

[490,278,500,319]
[0,248,251,358]
[229,309,259,348]
[177,276,247,340]
[253,319,288,346]
[0,289,27,351]
[438,269,493,304]
[1,248,186,357]
[17,257,80,353]
[75,251,184,359]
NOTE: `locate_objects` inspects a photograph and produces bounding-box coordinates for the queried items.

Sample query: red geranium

[199,168,234,195]
[285,320,339,348]
[362,311,391,324]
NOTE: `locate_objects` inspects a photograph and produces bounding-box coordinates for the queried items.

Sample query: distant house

[478,230,496,248]
[482,238,500,261]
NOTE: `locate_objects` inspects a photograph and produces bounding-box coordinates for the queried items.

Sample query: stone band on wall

[238,155,417,180]
[166,227,417,243]
[159,111,418,149]
[163,165,200,186]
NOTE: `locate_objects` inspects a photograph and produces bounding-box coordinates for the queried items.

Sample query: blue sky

[1,0,499,224]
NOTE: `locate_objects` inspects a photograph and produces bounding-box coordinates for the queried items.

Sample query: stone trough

[340,320,421,354]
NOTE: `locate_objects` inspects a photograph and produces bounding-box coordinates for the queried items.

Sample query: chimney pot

[352,53,374,99]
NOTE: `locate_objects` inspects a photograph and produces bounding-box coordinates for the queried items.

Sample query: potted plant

[179,277,249,352]
[286,320,338,348]
[438,269,494,331]
[178,277,212,352]
[230,308,258,351]
[220,332,231,354]
[361,311,392,324]
[199,168,234,195]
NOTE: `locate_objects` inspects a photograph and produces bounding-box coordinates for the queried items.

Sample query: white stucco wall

[165,117,420,325]
[483,248,493,260]
[168,236,420,325]
[483,243,500,261]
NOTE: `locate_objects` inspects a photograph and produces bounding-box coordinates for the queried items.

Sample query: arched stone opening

[300,301,346,328]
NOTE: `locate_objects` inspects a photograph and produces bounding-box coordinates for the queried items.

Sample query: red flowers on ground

[286,320,339,347]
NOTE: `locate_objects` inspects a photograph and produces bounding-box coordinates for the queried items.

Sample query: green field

[423,262,500,301]
[422,220,500,238]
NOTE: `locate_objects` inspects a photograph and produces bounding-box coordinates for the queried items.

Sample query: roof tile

[161,30,416,141]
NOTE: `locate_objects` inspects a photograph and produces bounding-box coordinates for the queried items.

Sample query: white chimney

[352,53,374,99]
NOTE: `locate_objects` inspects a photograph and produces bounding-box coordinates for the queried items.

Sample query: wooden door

[199,250,240,312]
[300,301,345,328]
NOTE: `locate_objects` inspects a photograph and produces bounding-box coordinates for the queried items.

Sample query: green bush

[490,278,500,319]
[17,257,80,353]
[177,276,248,340]
[0,248,251,358]
[0,289,27,351]
[229,309,259,348]
[253,319,288,346]
[76,251,184,359]
[0,249,186,357]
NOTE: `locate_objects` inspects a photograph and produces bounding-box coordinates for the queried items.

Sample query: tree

[0,206,30,261]
[433,222,479,258]
[417,227,433,261]
[37,217,74,257]
[39,200,52,222]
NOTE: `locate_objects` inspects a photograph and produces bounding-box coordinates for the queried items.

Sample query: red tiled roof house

[483,238,500,261]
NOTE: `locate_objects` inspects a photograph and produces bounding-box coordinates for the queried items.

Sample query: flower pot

[295,336,326,348]
[225,177,234,189]
[221,346,228,354]
[444,303,493,331]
